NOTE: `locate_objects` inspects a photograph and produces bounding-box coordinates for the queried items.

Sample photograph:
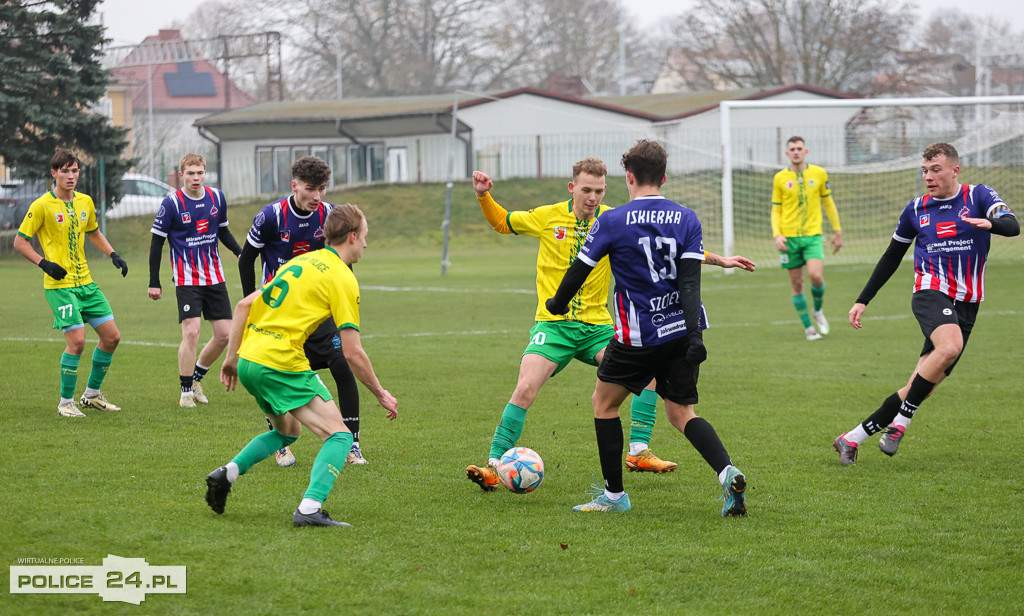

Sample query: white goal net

[662,95,1024,267]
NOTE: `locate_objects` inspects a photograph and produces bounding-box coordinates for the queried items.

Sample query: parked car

[0,180,47,230]
[105,173,176,220]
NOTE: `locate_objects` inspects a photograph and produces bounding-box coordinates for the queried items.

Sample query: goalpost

[712,95,1024,269]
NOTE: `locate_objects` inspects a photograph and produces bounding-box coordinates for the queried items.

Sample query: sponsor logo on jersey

[920,214,930,227]
[936,221,957,238]
[280,230,290,242]
[958,206,971,219]
[785,181,794,189]
[157,206,166,218]
[553,226,566,241]
[292,241,310,256]
[182,212,191,223]
[825,180,830,190]
[196,219,209,233]
[254,212,265,227]
[55,212,65,223]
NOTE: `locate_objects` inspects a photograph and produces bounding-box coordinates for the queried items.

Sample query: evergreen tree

[0,0,131,208]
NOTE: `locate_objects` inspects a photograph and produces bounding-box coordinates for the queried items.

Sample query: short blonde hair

[179,153,207,171]
[572,158,607,181]
[324,204,365,245]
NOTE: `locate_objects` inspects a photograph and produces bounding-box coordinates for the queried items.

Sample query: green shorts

[779,235,824,269]
[44,283,114,331]
[524,320,614,377]
[238,358,333,416]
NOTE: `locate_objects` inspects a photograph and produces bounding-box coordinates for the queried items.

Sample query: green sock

[811,284,825,312]
[304,431,354,503]
[60,353,80,399]
[628,388,658,446]
[489,403,528,460]
[87,348,114,390]
[231,429,299,475]
[792,294,812,328]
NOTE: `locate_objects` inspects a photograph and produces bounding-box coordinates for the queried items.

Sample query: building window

[255,143,385,195]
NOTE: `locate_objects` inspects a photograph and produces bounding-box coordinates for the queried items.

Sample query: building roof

[194,94,472,141]
[591,84,852,120]
[194,87,661,141]
[193,84,853,141]
[109,30,256,112]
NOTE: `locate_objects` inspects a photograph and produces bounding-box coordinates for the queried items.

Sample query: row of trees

[179,0,1023,101]
[2,0,1021,189]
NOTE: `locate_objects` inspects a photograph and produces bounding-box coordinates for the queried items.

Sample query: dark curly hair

[291,156,331,186]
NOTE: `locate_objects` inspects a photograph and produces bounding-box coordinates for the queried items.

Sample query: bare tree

[666,0,915,94]
[165,0,652,100]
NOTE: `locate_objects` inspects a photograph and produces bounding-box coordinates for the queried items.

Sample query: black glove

[685,334,707,365]
[545,297,569,316]
[110,252,128,277]
[38,259,67,280]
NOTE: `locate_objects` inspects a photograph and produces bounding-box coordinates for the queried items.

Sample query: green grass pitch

[1,186,1022,614]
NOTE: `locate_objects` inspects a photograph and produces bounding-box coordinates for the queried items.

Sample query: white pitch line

[2,311,1016,347]
[363,285,534,294]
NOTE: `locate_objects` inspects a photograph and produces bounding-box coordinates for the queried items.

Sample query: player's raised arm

[473,171,513,234]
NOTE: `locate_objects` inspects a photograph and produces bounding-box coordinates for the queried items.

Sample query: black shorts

[176,283,232,323]
[304,317,345,370]
[911,290,979,375]
[596,336,700,406]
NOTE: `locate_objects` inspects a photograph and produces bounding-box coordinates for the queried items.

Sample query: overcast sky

[99,0,1024,48]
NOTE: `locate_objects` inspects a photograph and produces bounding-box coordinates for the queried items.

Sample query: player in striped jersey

[14,149,129,417]
[205,204,397,527]
[466,157,754,492]
[239,156,363,467]
[546,140,748,516]
[771,137,843,340]
[148,154,242,408]
[834,142,1018,465]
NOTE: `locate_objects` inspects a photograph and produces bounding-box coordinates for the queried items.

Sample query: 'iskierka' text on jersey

[577,195,707,347]
[151,187,230,286]
[246,197,333,284]
[894,183,1014,302]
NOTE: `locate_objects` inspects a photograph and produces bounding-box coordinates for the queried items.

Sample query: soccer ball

[496,447,544,494]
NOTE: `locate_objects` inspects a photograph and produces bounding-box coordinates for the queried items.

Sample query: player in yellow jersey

[771,136,843,341]
[466,158,755,490]
[14,149,129,418]
[205,204,397,527]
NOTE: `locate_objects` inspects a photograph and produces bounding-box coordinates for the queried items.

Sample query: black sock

[180,375,193,394]
[330,359,360,441]
[861,392,902,435]
[899,374,936,419]
[683,416,731,475]
[595,417,624,494]
[193,363,209,383]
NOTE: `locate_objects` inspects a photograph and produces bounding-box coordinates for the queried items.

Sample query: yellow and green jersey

[18,191,98,289]
[771,164,841,237]
[239,247,359,372]
[478,193,612,324]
